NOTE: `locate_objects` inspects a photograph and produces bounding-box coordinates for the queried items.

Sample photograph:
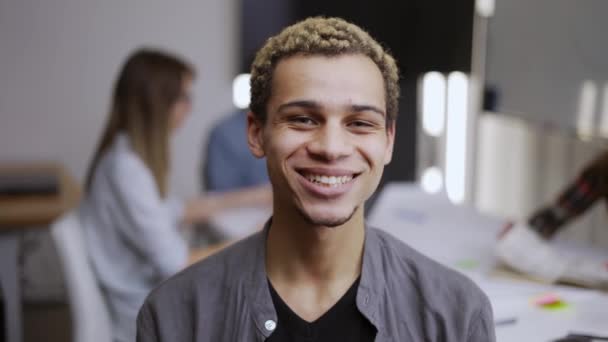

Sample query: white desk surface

[208,183,608,341]
[368,182,608,342]
[208,206,271,240]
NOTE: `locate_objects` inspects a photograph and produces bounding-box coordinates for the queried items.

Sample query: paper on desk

[561,257,608,290]
[496,223,568,283]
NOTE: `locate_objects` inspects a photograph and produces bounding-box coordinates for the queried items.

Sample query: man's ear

[247,111,265,158]
[383,121,396,165]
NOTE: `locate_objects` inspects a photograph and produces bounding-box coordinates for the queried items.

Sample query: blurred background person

[524,150,608,239]
[203,110,269,192]
[199,109,272,241]
[80,48,266,342]
[497,150,608,289]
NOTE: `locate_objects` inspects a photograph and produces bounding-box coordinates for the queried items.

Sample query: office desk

[0,163,80,342]
[208,206,271,240]
[368,183,608,342]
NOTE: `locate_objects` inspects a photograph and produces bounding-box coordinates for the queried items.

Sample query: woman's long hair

[85,48,195,198]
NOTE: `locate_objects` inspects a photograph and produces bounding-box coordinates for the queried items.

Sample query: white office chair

[50,211,112,342]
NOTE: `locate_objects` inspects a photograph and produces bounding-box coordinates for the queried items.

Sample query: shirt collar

[245,219,388,337]
[357,223,387,331]
[246,220,277,338]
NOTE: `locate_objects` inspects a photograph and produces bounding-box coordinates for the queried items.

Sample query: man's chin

[299,206,358,228]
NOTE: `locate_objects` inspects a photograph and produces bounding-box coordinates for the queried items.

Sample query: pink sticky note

[534,293,561,306]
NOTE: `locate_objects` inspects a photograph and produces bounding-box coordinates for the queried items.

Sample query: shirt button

[265,320,276,331]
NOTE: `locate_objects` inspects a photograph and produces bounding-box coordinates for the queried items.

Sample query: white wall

[486,0,608,131]
[0,0,238,197]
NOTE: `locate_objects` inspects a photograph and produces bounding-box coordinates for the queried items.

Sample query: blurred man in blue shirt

[204,110,269,192]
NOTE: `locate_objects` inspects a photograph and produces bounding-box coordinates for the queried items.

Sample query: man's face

[248,54,395,227]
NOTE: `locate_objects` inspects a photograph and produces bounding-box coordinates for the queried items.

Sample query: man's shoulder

[367,228,495,340]
[369,227,490,312]
[143,232,261,308]
[137,233,264,340]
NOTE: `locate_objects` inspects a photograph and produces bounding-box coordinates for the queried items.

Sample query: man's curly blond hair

[250,17,400,124]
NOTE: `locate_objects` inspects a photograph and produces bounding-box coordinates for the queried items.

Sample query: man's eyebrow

[276,100,321,112]
[277,100,385,117]
[351,104,385,117]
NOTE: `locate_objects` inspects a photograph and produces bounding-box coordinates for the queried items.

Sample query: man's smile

[294,167,362,198]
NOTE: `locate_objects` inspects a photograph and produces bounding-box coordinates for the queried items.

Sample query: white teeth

[305,173,353,187]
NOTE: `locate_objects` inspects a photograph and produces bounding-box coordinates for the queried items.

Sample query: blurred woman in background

[80,49,267,342]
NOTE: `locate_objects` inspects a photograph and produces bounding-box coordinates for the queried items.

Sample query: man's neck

[265,207,366,321]
[267,208,365,284]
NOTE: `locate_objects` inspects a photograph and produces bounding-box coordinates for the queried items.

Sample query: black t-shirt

[266,278,376,342]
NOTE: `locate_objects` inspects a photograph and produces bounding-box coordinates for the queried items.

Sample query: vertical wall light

[576,80,598,138]
[232,73,251,109]
[445,71,469,204]
[421,72,447,137]
[475,0,495,18]
[598,83,608,138]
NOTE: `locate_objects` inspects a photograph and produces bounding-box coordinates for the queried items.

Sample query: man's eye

[349,120,374,128]
[290,116,316,125]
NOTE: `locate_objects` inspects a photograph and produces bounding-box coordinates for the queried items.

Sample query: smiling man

[137,17,495,341]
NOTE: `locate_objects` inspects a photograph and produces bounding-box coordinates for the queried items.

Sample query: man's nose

[306,122,354,161]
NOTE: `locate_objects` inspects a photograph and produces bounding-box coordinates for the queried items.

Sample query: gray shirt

[81,134,188,342]
[137,224,495,341]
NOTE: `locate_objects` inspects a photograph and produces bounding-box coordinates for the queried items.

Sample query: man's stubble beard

[296,204,359,228]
